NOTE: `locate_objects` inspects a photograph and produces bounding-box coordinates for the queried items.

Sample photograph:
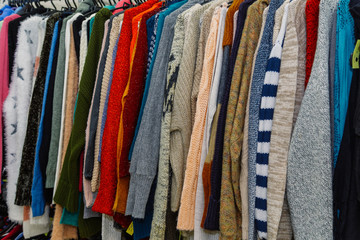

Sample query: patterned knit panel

[255,4,288,239]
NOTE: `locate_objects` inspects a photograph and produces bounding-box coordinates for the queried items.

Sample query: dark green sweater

[54,8,112,212]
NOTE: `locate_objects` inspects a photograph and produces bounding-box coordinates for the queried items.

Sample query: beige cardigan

[266,0,306,239]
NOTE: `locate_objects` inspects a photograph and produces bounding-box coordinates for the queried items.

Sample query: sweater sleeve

[54,9,112,213]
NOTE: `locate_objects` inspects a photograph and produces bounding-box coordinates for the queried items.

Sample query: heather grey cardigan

[286,0,337,239]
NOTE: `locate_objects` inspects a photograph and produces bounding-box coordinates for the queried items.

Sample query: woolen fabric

[286,0,337,238]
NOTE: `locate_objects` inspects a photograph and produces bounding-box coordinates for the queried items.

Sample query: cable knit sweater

[92,0,157,216]
[266,0,306,239]
[150,8,193,239]
[177,6,221,230]
[3,15,42,223]
[286,0,336,239]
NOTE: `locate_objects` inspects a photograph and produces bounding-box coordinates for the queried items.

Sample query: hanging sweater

[15,13,60,206]
[254,4,288,239]
[177,6,221,231]
[333,0,355,167]
[92,0,157,216]
[194,4,227,240]
[305,0,320,88]
[46,1,94,190]
[150,7,194,239]
[31,19,61,217]
[267,0,306,239]
[286,0,336,238]
[170,0,220,212]
[208,0,267,237]
[92,14,124,192]
[3,15,42,223]
[113,2,162,214]
[127,0,200,220]
[54,8,112,213]
[246,1,284,239]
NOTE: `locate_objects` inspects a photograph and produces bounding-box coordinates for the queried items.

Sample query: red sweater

[112,7,162,214]
[305,0,320,88]
[92,0,158,216]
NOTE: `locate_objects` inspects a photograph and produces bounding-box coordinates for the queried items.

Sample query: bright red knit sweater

[92,0,158,216]
[112,6,162,214]
[305,0,320,88]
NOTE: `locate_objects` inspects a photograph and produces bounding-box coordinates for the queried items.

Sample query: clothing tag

[126,221,134,236]
[352,40,360,69]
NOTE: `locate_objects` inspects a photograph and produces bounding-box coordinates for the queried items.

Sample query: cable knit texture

[305,0,320,88]
[286,0,336,239]
[177,6,220,230]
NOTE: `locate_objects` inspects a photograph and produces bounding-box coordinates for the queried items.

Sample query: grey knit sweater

[286,0,337,239]
[126,0,200,219]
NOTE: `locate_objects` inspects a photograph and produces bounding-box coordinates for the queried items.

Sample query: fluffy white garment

[3,16,43,223]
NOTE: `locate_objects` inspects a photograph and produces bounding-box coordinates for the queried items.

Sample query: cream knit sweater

[267,0,306,239]
[170,0,224,213]
[177,6,221,230]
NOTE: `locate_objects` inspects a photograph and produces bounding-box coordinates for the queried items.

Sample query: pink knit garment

[113,0,132,14]
[177,8,221,230]
[0,14,21,193]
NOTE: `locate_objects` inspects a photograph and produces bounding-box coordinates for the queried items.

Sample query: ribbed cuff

[131,174,155,219]
[54,179,79,213]
[133,214,153,240]
[30,191,45,217]
[204,195,220,230]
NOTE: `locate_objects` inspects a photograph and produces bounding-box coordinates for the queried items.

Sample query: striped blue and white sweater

[255,3,289,239]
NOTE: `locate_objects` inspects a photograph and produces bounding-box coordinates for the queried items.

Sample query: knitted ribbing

[15,13,60,206]
[92,0,157,216]
[92,14,124,192]
[150,9,192,239]
[287,0,336,239]
[54,9,112,213]
[177,7,221,230]
[333,0,355,167]
[255,4,288,239]
[170,0,221,211]
[244,6,268,240]
[266,0,306,239]
[220,0,268,238]
[194,4,226,240]
[3,16,42,222]
[247,0,283,238]
[305,0,320,88]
